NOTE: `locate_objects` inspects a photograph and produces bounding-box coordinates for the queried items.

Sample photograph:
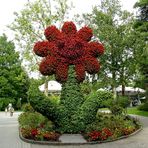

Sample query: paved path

[0,112,148,148]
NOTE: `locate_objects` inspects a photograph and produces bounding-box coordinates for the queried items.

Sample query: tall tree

[134,0,148,101]
[80,0,141,97]
[0,34,29,105]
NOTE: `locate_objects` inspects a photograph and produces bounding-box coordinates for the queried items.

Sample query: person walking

[10,107,14,117]
[5,107,8,116]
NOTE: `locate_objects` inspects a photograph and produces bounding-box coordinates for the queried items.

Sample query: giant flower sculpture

[33,21,104,83]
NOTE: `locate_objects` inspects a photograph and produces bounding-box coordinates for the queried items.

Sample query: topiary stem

[58,65,85,133]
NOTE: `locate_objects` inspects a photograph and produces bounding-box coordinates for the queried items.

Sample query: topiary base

[19,126,142,145]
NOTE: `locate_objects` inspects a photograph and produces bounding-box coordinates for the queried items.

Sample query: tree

[9,0,72,96]
[80,0,141,97]
[0,34,29,109]
[134,0,148,101]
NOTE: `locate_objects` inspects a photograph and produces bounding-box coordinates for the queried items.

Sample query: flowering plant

[33,21,104,83]
[87,128,113,141]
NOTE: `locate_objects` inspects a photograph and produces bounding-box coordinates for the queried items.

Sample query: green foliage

[72,90,113,132]
[21,103,34,112]
[109,104,123,115]
[85,113,140,139]
[127,107,148,117]
[16,99,21,110]
[104,99,123,115]
[28,80,58,122]
[138,103,148,111]
[49,95,60,105]
[117,96,130,108]
[78,0,143,96]
[134,0,148,102]
[103,96,130,115]
[18,112,46,128]
[0,98,15,111]
[57,65,85,133]
[0,35,29,106]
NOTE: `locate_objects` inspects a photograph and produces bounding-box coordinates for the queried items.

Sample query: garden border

[19,126,142,145]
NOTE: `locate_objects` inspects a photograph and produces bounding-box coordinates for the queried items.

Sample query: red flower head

[31,129,38,137]
[34,21,105,83]
[62,21,77,35]
[77,26,93,42]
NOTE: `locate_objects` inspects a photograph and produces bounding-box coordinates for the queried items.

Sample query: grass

[99,107,148,117]
[127,107,148,117]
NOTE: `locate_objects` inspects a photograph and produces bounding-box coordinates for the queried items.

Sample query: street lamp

[20,98,22,109]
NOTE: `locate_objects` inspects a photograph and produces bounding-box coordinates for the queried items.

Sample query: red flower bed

[33,21,105,83]
[87,128,113,141]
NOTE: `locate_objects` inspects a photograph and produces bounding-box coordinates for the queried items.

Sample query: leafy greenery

[103,96,130,115]
[76,0,145,98]
[0,35,29,110]
[18,112,60,141]
[28,80,58,122]
[28,67,113,133]
[0,98,15,111]
[138,103,148,111]
[134,0,148,102]
[127,107,148,117]
[18,112,46,128]
[21,103,34,112]
[57,65,85,133]
[84,113,141,141]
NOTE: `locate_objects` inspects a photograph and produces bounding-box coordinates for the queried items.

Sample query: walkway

[0,112,147,148]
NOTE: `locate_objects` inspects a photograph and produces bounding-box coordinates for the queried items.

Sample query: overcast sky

[0,0,137,39]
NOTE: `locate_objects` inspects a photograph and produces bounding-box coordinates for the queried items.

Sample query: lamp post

[20,98,22,109]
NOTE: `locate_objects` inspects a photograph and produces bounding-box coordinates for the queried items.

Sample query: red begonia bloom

[33,22,104,83]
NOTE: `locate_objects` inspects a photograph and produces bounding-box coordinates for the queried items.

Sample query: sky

[0,0,137,39]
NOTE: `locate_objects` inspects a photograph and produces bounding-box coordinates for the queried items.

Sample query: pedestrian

[5,107,8,116]
[10,107,14,117]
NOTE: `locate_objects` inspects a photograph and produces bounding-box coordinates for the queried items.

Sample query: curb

[19,127,142,145]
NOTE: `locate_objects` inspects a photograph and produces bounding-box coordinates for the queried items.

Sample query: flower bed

[19,112,141,144]
[83,113,141,142]
[18,112,61,142]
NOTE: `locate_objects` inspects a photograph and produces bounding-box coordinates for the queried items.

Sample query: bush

[138,102,148,111]
[0,98,15,111]
[109,104,123,115]
[103,96,130,115]
[117,96,130,108]
[18,112,46,128]
[21,103,34,112]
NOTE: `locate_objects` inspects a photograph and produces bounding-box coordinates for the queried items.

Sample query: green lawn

[127,107,148,117]
[99,107,148,117]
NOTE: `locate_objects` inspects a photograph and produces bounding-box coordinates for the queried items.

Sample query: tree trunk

[122,83,125,96]
[112,71,117,100]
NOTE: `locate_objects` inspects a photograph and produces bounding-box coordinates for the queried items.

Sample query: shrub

[109,104,123,115]
[21,103,34,112]
[117,96,130,108]
[18,112,46,128]
[103,96,130,115]
[138,102,148,111]
[0,98,15,111]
